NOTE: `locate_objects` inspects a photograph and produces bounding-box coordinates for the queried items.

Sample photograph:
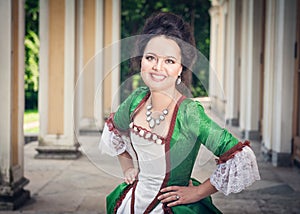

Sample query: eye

[145,55,156,61]
[165,59,175,64]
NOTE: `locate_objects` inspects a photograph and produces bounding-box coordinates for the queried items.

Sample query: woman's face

[141,36,182,92]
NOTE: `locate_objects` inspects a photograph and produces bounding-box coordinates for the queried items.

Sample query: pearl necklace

[145,97,173,129]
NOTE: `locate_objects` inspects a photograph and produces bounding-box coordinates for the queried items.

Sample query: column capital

[209,5,220,17]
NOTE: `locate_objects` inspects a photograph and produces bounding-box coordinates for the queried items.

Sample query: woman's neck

[150,89,181,110]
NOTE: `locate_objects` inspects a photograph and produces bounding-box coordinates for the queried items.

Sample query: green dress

[103,87,240,214]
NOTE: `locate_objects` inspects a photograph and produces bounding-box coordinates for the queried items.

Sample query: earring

[176,75,181,85]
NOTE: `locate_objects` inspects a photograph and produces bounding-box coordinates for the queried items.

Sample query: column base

[260,144,293,167]
[24,133,38,144]
[35,145,82,160]
[261,143,272,162]
[79,126,101,136]
[226,118,239,126]
[245,130,261,141]
[272,151,292,167]
[79,118,101,136]
[0,177,30,211]
[294,158,300,168]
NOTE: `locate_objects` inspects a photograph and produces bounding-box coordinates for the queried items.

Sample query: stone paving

[2,104,300,213]
[1,135,299,214]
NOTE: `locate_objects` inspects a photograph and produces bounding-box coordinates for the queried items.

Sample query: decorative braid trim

[129,122,165,145]
[163,204,173,213]
[113,183,134,214]
[106,113,120,135]
[216,141,251,165]
[143,95,185,214]
[130,181,138,214]
[106,113,129,136]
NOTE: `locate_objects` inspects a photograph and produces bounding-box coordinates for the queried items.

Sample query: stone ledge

[35,146,82,160]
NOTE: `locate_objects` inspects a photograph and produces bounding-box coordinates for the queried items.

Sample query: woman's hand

[158,179,218,207]
[158,180,201,207]
[124,167,139,184]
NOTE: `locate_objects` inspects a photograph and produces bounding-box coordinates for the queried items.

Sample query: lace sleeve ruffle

[98,114,131,156]
[210,143,260,195]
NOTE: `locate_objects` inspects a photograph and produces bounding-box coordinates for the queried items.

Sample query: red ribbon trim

[216,141,250,165]
[106,113,128,137]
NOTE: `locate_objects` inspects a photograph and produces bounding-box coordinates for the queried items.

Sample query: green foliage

[121,0,211,99]
[25,0,39,109]
[25,31,39,92]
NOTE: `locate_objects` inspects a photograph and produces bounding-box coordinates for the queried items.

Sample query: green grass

[25,126,39,133]
[24,109,39,123]
[24,109,39,133]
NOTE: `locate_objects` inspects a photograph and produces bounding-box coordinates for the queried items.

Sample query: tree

[24,0,39,109]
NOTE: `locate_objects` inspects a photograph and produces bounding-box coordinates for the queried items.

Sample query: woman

[100,12,260,213]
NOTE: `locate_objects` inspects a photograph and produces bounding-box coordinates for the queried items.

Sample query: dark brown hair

[131,12,197,75]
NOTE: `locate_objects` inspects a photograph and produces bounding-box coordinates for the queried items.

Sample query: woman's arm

[158,178,217,207]
[118,151,139,184]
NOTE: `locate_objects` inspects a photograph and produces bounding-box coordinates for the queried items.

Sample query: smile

[150,73,166,81]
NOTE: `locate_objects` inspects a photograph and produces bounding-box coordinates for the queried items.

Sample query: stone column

[0,0,30,210]
[225,0,241,127]
[78,0,101,133]
[36,0,80,159]
[261,0,276,160]
[78,0,120,134]
[103,0,121,115]
[271,0,297,166]
[239,0,249,134]
[210,0,234,118]
[73,0,103,137]
[209,2,221,114]
[219,1,228,115]
[244,0,263,140]
[239,0,263,140]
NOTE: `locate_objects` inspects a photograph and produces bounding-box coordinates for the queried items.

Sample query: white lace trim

[210,146,260,195]
[98,123,131,156]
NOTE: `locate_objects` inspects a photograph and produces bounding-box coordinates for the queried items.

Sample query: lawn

[24,109,39,133]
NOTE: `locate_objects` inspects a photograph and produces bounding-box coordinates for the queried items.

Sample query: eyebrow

[144,52,178,60]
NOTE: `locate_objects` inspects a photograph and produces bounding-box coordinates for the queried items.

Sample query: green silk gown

[105,87,239,214]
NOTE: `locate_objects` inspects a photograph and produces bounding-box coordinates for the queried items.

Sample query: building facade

[209,0,300,167]
[0,0,120,210]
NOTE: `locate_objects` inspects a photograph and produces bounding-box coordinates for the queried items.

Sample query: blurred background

[0,0,300,213]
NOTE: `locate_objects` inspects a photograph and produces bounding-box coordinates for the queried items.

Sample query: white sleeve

[98,123,131,156]
[210,146,260,195]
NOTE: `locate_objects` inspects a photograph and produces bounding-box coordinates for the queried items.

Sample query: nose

[153,58,163,71]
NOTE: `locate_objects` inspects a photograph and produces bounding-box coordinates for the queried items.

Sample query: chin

[148,83,176,93]
[142,75,176,91]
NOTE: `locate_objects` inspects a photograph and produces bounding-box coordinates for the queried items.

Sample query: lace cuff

[210,145,260,195]
[98,114,131,156]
